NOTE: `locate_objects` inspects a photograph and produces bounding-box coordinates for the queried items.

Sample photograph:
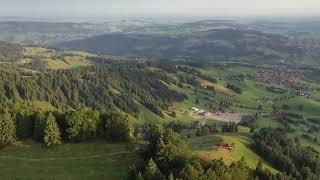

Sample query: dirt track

[0,151,131,161]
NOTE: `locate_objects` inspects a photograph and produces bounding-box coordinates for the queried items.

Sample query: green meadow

[0,140,135,180]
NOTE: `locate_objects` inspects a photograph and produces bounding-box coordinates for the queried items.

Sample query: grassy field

[0,140,135,180]
[285,97,320,116]
[135,102,163,124]
[255,117,283,129]
[21,47,96,69]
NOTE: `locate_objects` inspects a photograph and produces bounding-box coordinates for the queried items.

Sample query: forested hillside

[0,41,23,62]
[56,29,304,64]
[0,62,186,116]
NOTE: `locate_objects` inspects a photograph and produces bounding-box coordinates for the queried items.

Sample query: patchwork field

[21,47,97,69]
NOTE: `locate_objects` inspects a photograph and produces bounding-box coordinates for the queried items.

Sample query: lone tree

[44,113,61,147]
[0,110,16,145]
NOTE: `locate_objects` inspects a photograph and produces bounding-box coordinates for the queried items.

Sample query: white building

[191,107,199,112]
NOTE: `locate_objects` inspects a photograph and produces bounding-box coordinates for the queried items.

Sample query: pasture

[189,129,278,173]
[0,140,135,180]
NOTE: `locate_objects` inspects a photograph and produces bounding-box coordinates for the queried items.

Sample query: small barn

[219,143,234,151]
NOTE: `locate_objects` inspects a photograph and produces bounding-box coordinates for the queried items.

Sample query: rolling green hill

[0,43,319,179]
[56,29,305,65]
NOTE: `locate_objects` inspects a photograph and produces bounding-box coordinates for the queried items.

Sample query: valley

[0,19,319,180]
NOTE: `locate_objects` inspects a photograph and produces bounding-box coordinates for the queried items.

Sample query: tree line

[0,106,134,147]
[253,128,320,179]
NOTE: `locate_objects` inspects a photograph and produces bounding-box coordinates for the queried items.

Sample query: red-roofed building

[219,143,234,151]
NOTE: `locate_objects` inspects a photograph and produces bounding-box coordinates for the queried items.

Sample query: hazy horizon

[1,0,320,18]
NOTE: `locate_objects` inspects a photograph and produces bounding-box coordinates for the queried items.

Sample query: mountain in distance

[56,28,305,65]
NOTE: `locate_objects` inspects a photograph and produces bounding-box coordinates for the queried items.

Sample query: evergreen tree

[179,163,203,180]
[145,158,160,179]
[33,111,46,142]
[104,111,133,141]
[136,172,144,180]
[44,113,61,147]
[65,110,84,141]
[15,109,33,139]
[195,97,199,104]
[168,172,174,180]
[0,110,16,145]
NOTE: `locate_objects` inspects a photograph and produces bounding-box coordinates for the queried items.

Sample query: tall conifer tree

[44,113,61,147]
[0,110,16,145]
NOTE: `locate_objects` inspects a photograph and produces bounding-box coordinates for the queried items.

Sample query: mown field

[0,140,135,180]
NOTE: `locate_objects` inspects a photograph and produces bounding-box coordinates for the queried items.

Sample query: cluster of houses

[255,69,312,97]
[191,107,221,117]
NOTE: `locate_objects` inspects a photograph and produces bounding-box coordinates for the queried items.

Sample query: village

[255,68,312,98]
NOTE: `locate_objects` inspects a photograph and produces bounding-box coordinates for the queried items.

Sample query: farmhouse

[191,107,210,117]
[191,107,199,112]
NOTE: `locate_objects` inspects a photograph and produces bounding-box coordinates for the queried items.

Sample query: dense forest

[0,41,23,62]
[0,62,186,117]
[253,128,320,179]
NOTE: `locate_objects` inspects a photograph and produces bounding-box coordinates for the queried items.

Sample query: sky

[1,0,320,17]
